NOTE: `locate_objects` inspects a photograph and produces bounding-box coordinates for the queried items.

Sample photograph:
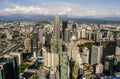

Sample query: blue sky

[0,0,120,17]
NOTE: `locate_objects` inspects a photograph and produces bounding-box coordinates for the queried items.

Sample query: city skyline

[0,0,120,18]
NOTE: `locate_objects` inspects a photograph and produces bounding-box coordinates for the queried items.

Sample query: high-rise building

[64,28,70,43]
[104,55,115,73]
[0,55,19,79]
[44,52,59,68]
[9,52,21,66]
[62,21,68,41]
[91,45,103,66]
[81,47,90,64]
[81,29,86,39]
[0,64,4,79]
[95,63,103,74]
[32,28,39,54]
[54,15,60,39]
[116,46,120,56]
[24,38,31,53]
[39,27,43,43]
[51,38,62,54]
[60,52,69,79]
[106,41,116,55]
[115,56,120,72]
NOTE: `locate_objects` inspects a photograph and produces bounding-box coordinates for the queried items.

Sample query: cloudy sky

[0,0,120,18]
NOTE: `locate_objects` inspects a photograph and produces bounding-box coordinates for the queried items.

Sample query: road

[0,42,24,56]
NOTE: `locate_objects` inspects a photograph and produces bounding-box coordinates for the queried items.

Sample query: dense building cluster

[0,16,120,79]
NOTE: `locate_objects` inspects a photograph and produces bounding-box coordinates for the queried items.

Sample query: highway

[0,42,24,56]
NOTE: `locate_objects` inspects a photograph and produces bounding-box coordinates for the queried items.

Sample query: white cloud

[0,2,120,17]
[3,6,49,15]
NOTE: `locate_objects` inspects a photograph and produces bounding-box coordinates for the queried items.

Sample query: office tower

[91,33,97,41]
[116,32,120,46]
[92,29,100,42]
[62,21,68,41]
[86,30,90,40]
[81,47,90,64]
[115,46,120,56]
[0,64,3,79]
[95,63,103,74]
[54,15,60,39]
[72,30,78,40]
[9,52,21,66]
[104,55,115,73]
[24,37,31,53]
[78,68,84,79]
[51,38,62,54]
[45,32,52,48]
[72,23,76,31]
[68,39,82,65]
[96,30,101,42]
[39,27,43,43]
[91,45,103,66]
[78,30,81,39]
[64,28,70,43]
[1,55,19,79]
[32,28,39,54]
[60,52,69,79]
[106,41,116,55]
[87,28,92,40]
[81,29,86,39]
[71,46,80,62]
[44,52,59,68]
[115,56,120,72]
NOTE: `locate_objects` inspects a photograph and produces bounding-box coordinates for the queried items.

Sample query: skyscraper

[54,15,60,39]
[0,64,4,79]
[44,52,59,68]
[104,55,115,74]
[39,27,43,43]
[64,28,70,43]
[51,38,62,53]
[0,55,19,79]
[60,52,69,79]
[24,37,31,53]
[91,45,103,66]
[81,47,90,64]
[62,21,68,41]
[9,52,21,66]
[32,28,39,54]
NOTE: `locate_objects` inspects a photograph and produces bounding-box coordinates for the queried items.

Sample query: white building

[81,29,86,39]
[44,52,59,68]
[95,63,103,74]
[81,47,90,64]
[116,46,120,56]
[91,45,103,66]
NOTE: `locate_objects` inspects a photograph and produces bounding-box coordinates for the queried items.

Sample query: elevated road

[0,42,24,56]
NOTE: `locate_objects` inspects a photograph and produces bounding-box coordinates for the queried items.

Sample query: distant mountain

[0,14,54,21]
[0,14,120,23]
